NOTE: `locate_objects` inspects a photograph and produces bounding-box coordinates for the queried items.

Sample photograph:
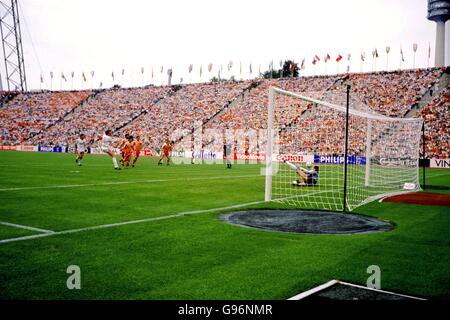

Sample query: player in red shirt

[158,139,173,166]
[131,136,143,168]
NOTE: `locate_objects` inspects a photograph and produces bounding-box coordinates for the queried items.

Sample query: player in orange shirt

[131,135,143,168]
[122,136,134,168]
[119,133,130,166]
[158,139,173,166]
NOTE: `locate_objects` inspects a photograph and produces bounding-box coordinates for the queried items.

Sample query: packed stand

[0,90,91,145]
[345,68,442,117]
[29,86,172,147]
[419,87,450,158]
[124,80,251,149]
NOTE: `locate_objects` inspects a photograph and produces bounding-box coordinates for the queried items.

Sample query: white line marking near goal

[0,200,266,244]
[287,280,338,300]
[0,221,54,234]
[337,280,426,300]
[287,279,425,300]
[425,172,450,178]
[0,174,262,192]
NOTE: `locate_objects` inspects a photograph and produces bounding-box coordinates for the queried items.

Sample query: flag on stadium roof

[122,69,125,75]
[71,72,74,78]
[386,46,391,54]
[400,47,404,62]
[413,43,418,52]
[336,54,343,62]
[347,53,351,61]
[324,54,330,62]
[249,63,252,74]
[91,70,94,77]
[361,51,365,61]
[312,57,317,65]
[289,61,295,72]
[50,71,53,78]
[40,74,43,83]
[428,43,431,58]
[111,71,114,80]
[160,66,163,73]
[315,54,321,61]
[300,58,305,70]
[61,72,67,81]
[227,61,233,70]
[151,67,154,78]
[208,63,213,72]
[82,72,86,82]
[141,67,144,74]
[372,49,379,58]
[188,64,193,73]
[199,65,202,77]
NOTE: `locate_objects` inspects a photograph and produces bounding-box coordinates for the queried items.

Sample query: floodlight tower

[0,0,27,92]
[427,0,450,67]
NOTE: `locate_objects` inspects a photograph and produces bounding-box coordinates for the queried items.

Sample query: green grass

[0,151,449,299]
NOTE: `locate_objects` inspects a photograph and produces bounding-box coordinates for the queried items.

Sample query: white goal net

[264,87,423,211]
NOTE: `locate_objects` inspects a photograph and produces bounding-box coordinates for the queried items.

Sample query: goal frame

[264,86,424,211]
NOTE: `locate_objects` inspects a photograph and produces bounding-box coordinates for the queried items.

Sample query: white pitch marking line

[287,279,426,300]
[424,171,450,178]
[287,280,338,300]
[0,174,262,192]
[0,221,54,234]
[0,200,266,244]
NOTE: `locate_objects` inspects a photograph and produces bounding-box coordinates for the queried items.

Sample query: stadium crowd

[0,67,448,158]
[346,68,442,117]
[419,86,450,158]
[28,86,172,147]
[0,90,91,145]
[123,80,251,149]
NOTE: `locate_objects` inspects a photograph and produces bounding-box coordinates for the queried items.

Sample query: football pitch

[0,151,449,299]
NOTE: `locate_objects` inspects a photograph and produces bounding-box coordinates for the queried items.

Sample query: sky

[3,0,449,91]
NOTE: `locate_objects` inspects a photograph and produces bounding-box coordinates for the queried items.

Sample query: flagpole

[413,43,418,69]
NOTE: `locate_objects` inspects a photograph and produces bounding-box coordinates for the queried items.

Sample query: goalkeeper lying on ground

[284,160,319,186]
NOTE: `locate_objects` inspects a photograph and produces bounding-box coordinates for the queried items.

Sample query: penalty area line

[0,174,262,192]
[0,200,265,245]
[0,221,54,234]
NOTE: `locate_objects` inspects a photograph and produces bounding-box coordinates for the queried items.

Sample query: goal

[264,86,423,211]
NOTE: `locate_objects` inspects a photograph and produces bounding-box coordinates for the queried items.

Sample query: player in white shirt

[101,129,121,170]
[75,134,87,166]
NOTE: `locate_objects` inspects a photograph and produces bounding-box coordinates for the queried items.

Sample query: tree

[262,60,299,79]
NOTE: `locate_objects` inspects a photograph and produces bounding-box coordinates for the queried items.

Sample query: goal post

[264,86,423,211]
